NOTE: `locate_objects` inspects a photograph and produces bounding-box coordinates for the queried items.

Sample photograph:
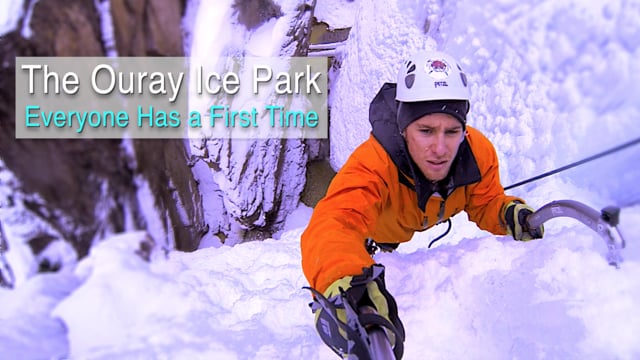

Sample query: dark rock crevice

[233,0,284,30]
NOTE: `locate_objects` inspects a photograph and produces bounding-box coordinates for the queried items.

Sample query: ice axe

[526,200,626,268]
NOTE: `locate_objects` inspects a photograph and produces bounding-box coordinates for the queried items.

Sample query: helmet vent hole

[405,74,416,89]
[460,72,467,87]
[406,62,416,74]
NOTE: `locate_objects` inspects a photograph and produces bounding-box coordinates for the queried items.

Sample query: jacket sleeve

[464,128,522,234]
[300,139,389,293]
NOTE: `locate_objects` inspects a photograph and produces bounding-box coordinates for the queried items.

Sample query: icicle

[0,219,15,289]
[0,0,25,36]
[94,0,118,57]
[20,0,39,39]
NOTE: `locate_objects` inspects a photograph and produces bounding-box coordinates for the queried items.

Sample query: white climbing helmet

[396,50,471,103]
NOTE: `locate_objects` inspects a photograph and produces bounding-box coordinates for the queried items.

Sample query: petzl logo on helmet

[425,58,450,80]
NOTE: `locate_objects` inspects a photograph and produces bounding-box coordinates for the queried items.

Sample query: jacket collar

[369,83,481,211]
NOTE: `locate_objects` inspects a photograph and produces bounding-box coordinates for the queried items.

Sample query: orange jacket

[301,83,522,293]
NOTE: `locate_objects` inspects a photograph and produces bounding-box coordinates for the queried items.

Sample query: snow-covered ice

[1,0,640,359]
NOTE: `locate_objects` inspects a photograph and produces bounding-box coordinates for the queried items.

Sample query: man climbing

[300,49,544,358]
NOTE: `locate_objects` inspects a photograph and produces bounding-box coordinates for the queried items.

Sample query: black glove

[504,201,544,241]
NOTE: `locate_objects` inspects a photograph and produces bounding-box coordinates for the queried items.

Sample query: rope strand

[505,137,640,191]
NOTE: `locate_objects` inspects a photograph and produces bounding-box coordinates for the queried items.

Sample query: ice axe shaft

[526,199,626,268]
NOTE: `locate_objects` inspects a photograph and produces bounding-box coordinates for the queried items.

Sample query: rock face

[0,0,202,278]
[0,0,320,278]
[109,0,185,56]
[28,0,104,56]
